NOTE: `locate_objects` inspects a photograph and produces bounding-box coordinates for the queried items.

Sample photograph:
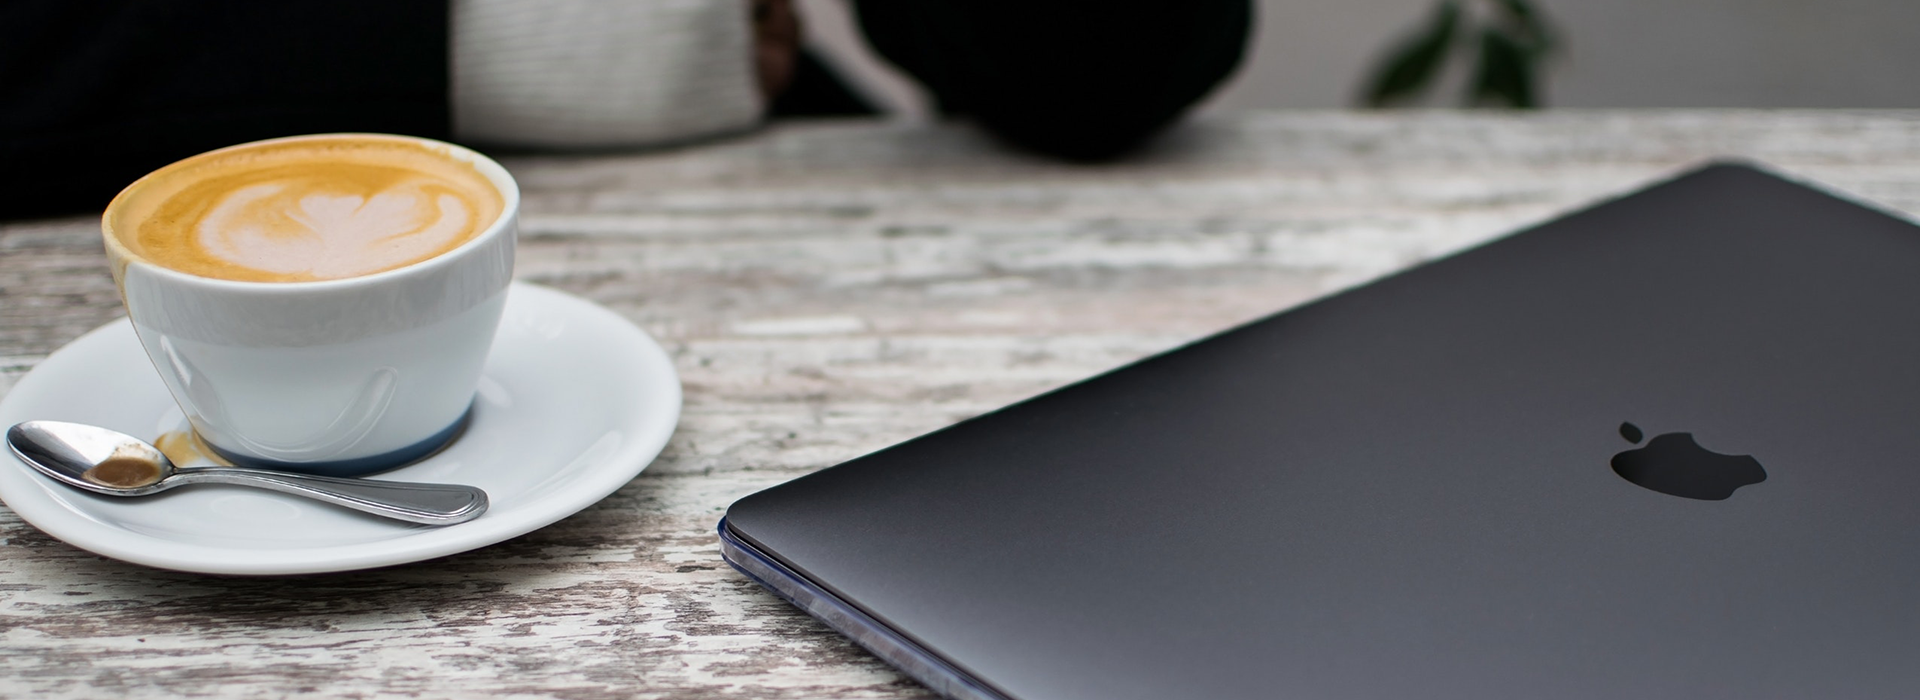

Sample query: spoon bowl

[6,421,488,525]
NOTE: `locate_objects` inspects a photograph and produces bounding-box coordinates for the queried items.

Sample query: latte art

[197,176,473,279]
[108,136,504,282]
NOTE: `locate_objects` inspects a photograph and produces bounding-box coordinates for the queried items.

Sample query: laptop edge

[720,518,1010,700]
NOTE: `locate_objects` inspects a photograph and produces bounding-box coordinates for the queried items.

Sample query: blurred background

[9,0,1918,219]
[797,0,1920,118]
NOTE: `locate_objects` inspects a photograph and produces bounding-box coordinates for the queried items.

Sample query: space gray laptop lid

[721,163,1920,700]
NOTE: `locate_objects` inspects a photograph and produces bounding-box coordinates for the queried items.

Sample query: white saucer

[0,282,680,575]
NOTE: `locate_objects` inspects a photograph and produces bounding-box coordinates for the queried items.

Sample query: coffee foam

[109,137,504,283]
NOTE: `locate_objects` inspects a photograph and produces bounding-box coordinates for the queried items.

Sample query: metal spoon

[6,421,487,525]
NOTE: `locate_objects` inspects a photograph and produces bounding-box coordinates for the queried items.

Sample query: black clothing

[855,0,1251,161]
[0,1,449,220]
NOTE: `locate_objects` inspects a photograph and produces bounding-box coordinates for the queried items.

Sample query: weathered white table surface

[3,111,1919,698]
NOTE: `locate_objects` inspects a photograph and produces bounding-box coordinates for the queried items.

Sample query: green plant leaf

[1361,0,1461,108]
[1491,0,1556,55]
[1469,27,1537,108]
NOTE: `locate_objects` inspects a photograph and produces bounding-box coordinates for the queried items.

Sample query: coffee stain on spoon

[82,446,166,489]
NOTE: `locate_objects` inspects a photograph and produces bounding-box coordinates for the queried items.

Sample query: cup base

[201,405,473,477]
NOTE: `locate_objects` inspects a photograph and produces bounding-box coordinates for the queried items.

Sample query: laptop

[720,163,1920,700]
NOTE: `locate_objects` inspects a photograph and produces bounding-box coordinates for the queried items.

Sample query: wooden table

[4,111,1919,698]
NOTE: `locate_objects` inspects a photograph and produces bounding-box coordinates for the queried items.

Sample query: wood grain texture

[3,111,1919,698]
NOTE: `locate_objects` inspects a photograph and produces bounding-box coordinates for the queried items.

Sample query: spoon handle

[173,467,489,525]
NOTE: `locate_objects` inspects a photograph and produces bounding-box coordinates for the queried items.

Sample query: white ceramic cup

[100,134,519,476]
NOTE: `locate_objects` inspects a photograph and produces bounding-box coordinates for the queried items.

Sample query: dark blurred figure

[0,0,1249,221]
[856,1,1250,160]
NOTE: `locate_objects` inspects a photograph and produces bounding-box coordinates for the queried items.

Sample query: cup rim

[101,132,520,292]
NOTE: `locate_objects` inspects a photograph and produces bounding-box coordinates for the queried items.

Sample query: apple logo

[1611,422,1767,500]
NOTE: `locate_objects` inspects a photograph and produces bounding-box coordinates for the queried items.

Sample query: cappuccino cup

[101,134,518,476]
